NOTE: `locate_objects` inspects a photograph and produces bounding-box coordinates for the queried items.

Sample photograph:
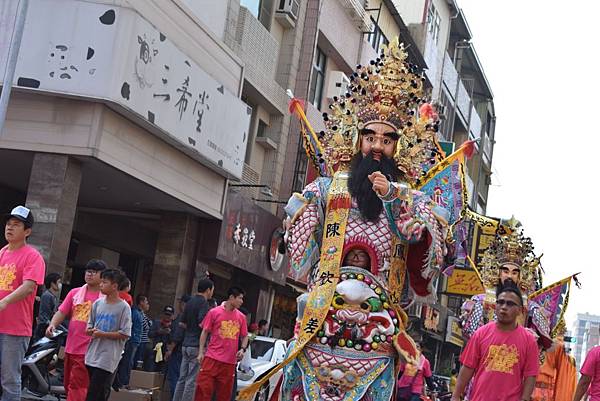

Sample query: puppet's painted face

[499,263,521,285]
[360,122,397,161]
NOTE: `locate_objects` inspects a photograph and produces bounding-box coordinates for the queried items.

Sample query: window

[241,0,274,30]
[241,0,261,17]
[426,2,441,44]
[309,47,327,110]
[256,120,268,138]
[368,17,389,53]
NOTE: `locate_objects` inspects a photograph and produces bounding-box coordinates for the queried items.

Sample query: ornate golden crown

[480,217,542,293]
[318,38,441,176]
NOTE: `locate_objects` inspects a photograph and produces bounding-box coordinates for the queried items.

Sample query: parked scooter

[22,325,67,400]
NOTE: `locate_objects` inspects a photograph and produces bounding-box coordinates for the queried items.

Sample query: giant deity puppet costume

[240,38,473,401]
[461,217,579,355]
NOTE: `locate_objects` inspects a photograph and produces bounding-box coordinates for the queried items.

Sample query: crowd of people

[0,205,269,401]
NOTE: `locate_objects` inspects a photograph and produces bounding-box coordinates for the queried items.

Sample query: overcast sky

[456,0,600,329]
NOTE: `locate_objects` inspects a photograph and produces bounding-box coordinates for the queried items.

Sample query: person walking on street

[149,305,175,372]
[397,343,433,401]
[47,259,107,401]
[0,205,46,401]
[35,272,62,340]
[113,289,143,391]
[84,269,131,401]
[118,278,133,306]
[173,279,214,401]
[451,282,539,401]
[166,294,189,398]
[134,295,151,369]
[573,345,600,401]
[195,286,248,401]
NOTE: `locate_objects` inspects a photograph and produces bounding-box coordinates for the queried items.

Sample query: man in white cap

[0,205,46,401]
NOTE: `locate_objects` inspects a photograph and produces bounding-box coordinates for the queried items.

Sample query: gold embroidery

[0,264,17,292]
[73,301,92,322]
[484,344,519,373]
[219,320,240,340]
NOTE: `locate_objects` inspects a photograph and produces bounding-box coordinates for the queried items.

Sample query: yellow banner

[447,268,485,296]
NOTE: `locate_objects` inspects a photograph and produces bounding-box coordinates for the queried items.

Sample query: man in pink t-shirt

[452,284,539,401]
[195,286,249,401]
[573,345,600,401]
[47,259,107,401]
[397,344,433,401]
[0,206,46,401]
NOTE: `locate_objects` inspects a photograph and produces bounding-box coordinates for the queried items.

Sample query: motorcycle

[22,326,67,400]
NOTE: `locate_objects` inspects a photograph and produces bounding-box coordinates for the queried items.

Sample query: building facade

[0,0,304,327]
[572,313,600,369]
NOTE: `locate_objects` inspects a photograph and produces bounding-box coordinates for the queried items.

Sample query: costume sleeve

[382,183,448,273]
[284,179,326,282]
[459,327,482,369]
[23,249,45,285]
[461,296,485,340]
[523,333,540,377]
[58,289,76,317]
[581,348,597,377]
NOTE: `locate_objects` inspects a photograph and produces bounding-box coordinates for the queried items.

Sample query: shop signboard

[446,316,464,347]
[0,0,250,178]
[216,190,288,285]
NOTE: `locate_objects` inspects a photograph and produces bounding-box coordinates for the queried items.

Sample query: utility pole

[0,0,29,137]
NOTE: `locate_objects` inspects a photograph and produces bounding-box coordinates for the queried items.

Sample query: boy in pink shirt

[0,206,46,401]
[573,345,600,401]
[195,286,249,401]
[451,283,539,401]
[47,259,107,401]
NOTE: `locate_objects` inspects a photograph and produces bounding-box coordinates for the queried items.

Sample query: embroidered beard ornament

[348,150,401,222]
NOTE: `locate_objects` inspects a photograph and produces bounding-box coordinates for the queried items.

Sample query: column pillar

[149,212,198,316]
[26,153,81,275]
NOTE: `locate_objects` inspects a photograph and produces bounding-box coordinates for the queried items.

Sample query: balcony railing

[235,7,279,81]
[442,53,482,141]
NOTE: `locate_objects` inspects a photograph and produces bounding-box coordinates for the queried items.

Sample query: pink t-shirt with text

[0,245,45,336]
[460,322,539,401]
[202,305,248,365]
[397,356,432,394]
[581,346,600,401]
[59,287,101,355]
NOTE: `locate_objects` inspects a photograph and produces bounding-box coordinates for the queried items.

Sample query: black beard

[348,152,400,222]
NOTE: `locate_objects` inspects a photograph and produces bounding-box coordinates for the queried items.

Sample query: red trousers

[194,357,236,401]
[64,353,90,401]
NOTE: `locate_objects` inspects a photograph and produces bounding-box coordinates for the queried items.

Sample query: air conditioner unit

[325,71,351,100]
[276,0,300,21]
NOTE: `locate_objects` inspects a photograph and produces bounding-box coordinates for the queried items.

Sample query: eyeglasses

[496,299,521,308]
[85,270,99,275]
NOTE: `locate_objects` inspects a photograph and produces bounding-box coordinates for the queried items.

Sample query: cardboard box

[130,370,164,390]
[109,388,155,401]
